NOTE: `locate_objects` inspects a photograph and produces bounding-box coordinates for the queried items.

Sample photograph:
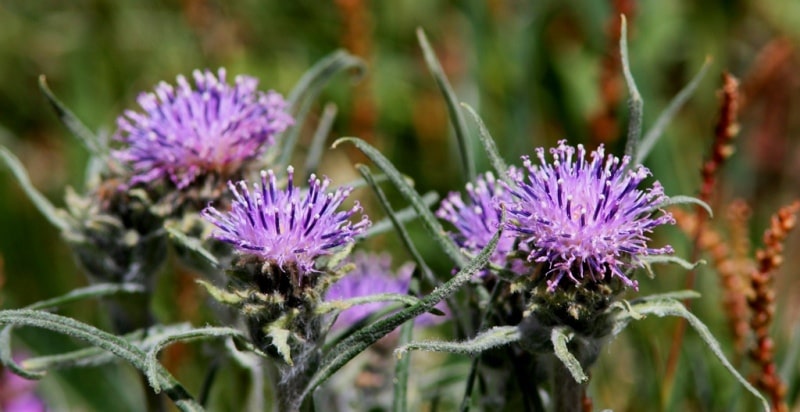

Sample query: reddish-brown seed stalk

[747,201,799,412]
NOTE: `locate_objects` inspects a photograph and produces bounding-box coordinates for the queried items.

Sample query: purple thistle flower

[113,68,294,188]
[325,252,449,330]
[437,171,521,276]
[202,166,370,274]
[504,140,674,292]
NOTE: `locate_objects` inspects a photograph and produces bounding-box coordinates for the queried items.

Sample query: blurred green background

[1,0,800,411]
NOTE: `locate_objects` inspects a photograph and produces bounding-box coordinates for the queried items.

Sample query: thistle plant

[0,15,785,412]
[200,166,369,411]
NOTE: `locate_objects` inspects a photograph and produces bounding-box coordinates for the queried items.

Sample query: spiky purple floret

[437,171,521,276]
[113,68,294,188]
[504,140,675,291]
[325,252,449,330]
[202,166,370,274]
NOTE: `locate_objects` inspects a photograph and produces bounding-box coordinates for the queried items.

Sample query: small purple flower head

[325,252,449,330]
[113,68,293,188]
[504,140,674,292]
[437,171,521,276]
[202,166,370,274]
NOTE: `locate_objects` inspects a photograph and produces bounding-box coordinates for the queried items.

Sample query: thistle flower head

[201,166,370,275]
[505,140,674,291]
[113,68,293,188]
[325,252,449,330]
[437,171,521,276]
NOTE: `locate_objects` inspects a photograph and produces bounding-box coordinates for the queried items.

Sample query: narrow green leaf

[636,58,712,164]
[333,137,467,268]
[654,195,714,218]
[317,293,424,315]
[628,290,702,304]
[393,321,414,412]
[417,28,475,181]
[145,327,246,392]
[303,103,338,179]
[0,310,203,411]
[361,191,439,239]
[617,299,769,411]
[279,50,365,167]
[357,165,439,288]
[301,219,502,400]
[620,15,643,161]
[165,223,219,268]
[395,326,520,358]
[0,283,144,378]
[0,146,72,232]
[640,255,706,271]
[38,75,106,157]
[25,283,145,310]
[461,103,509,181]
[551,326,588,383]
[21,323,191,372]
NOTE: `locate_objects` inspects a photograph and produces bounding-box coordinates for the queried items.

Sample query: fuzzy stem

[552,354,586,412]
[274,317,323,412]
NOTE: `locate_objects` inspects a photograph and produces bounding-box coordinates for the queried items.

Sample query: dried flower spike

[748,200,799,412]
[505,140,674,291]
[202,166,370,274]
[114,68,294,188]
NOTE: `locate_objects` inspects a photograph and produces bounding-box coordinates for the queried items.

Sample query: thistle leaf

[165,223,219,268]
[279,50,365,167]
[654,195,714,218]
[461,103,509,181]
[395,326,521,358]
[333,137,467,268]
[38,75,107,158]
[551,326,588,383]
[613,298,769,412]
[301,218,503,401]
[417,28,475,181]
[620,15,643,161]
[145,327,247,393]
[0,146,73,232]
[0,310,203,411]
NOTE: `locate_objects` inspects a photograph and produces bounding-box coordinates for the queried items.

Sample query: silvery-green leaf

[461,103,509,182]
[551,326,588,383]
[278,50,365,167]
[165,223,219,268]
[144,327,247,393]
[0,309,202,411]
[614,298,769,411]
[333,137,467,268]
[39,75,107,158]
[303,102,338,178]
[0,146,73,232]
[301,218,502,401]
[653,195,713,218]
[395,326,520,358]
[620,16,643,161]
[417,28,475,181]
